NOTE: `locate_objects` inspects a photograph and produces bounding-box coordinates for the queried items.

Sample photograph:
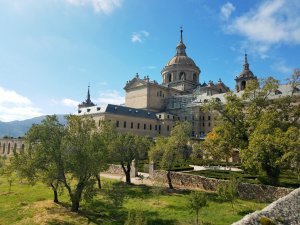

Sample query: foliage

[124,209,147,225]
[11,115,111,212]
[187,191,208,225]
[151,183,165,205]
[105,182,127,208]
[217,176,239,212]
[259,216,276,225]
[206,74,300,184]
[149,121,192,189]
[109,133,152,184]
[0,175,268,225]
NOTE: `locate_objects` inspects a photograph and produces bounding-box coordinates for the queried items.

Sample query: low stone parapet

[232,187,300,225]
[150,170,294,202]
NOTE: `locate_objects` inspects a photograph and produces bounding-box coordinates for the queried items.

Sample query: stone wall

[232,187,300,225]
[150,170,294,202]
[105,164,124,175]
[104,163,138,177]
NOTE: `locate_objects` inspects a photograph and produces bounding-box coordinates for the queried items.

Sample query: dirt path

[100,172,155,186]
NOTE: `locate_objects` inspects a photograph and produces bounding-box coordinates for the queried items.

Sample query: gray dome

[165,55,197,67]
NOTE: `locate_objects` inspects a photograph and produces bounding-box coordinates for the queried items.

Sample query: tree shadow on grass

[47,220,74,225]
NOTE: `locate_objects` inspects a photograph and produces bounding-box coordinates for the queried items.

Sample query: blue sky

[0,0,299,121]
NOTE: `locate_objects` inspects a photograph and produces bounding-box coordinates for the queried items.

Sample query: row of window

[115,121,170,132]
[157,90,165,98]
[180,115,212,121]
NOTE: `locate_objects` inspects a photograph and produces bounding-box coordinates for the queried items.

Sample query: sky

[0,0,299,122]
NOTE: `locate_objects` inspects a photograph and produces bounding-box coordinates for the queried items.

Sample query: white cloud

[271,59,293,74]
[0,87,42,122]
[220,2,235,20]
[95,90,125,106]
[0,87,31,105]
[224,0,300,57]
[62,98,80,108]
[66,0,123,14]
[131,30,150,44]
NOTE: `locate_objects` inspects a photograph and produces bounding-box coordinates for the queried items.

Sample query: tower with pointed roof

[161,27,200,92]
[78,86,96,109]
[235,53,257,92]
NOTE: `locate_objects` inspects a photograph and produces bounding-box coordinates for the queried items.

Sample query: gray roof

[77,104,158,120]
[105,104,158,119]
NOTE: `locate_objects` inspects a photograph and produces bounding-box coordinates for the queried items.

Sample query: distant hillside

[0,115,67,138]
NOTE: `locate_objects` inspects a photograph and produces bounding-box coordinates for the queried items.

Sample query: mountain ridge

[0,115,67,138]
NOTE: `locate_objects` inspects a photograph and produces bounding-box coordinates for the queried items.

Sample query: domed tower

[161,28,200,92]
[235,53,257,92]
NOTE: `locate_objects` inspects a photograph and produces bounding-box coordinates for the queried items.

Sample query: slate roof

[77,104,158,120]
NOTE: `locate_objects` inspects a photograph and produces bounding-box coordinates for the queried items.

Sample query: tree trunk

[50,182,59,203]
[167,170,173,189]
[70,181,85,212]
[121,162,131,184]
[96,174,101,189]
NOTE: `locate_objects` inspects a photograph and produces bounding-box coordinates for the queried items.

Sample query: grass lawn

[0,175,268,225]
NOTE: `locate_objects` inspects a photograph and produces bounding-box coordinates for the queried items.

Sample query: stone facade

[77,29,299,140]
[232,188,300,225]
[0,138,25,157]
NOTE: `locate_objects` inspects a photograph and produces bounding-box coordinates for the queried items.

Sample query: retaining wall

[150,170,294,202]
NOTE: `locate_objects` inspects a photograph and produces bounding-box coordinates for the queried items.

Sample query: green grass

[185,169,300,188]
[0,175,268,225]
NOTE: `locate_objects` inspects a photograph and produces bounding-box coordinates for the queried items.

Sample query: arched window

[8,143,11,155]
[21,144,25,153]
[241,81,246,90]
[179,72,186,80]
[167,73,172,82]
[193,73,197,82]
[2,143,5,154]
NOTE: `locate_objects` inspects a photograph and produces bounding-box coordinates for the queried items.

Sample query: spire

[180,26,183,43]
[243,51,249,71]
[86,85,91,104]
[176,26,186,56]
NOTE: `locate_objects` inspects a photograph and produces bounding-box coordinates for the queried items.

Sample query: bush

[259,216,276,225]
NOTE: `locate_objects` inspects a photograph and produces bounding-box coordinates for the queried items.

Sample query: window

[158,125,161,131]
[87,108,91,112]
[131,122,133,129]
[150,124,152,130]
[159,115,162,118]
[167,73,172,82]
[193,73,197,82]
[97,107,101,111]
[155,125,157,130]
[203,122,205,127]
[116,121,119,127]
[124,121,126,128]
[144,124,146,130]
[179,72,186,80]
[208,116,211,120]
[137,123,140,129]
[185,116,187,121]
[167,125,170,131]
[219,89,222,93]
[167,115,169,119]
[208,122,211,127]
[202,116,205,120]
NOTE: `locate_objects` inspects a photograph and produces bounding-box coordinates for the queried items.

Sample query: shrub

[259,216,276,225]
